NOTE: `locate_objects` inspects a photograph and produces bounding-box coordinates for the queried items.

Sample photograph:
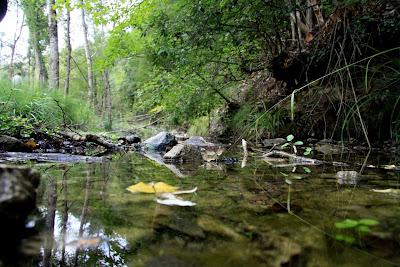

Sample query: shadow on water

[7,151,400,266]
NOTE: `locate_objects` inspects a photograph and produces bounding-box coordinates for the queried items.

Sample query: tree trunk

[102,69,112,130]
[80,3,94,106]
[48,0,59,90]
[64,2,71,95]
[31,30,47,86]
[8,11,24,79]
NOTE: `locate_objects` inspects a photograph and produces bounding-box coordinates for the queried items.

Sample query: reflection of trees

[73,169,92,266]
[60,167,71,267]
[43,174,58,267]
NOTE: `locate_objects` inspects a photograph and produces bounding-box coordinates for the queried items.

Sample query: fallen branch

[263,150,323,165]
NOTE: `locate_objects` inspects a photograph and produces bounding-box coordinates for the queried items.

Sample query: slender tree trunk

[64,2,71,95]
[80,2,94,106]
[8,11,24,79]
[43,177,58,267]
[48,0,59,90]
[31,30,47,86]
[102,69,112,129]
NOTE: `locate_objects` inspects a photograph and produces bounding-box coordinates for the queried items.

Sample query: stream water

[8,151,400,266]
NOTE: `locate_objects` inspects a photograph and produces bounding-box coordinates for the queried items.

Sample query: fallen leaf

[126,182,179,194]
[372,188,400,194]
[173,187,197,195]
[156,191,197,206]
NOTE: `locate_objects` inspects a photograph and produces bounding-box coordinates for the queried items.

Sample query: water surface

[18,152,400,266]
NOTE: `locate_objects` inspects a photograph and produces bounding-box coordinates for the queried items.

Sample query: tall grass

[0,78,97,137]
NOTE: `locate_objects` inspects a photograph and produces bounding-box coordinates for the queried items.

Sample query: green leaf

[303,147,312,156]
[281,142,290,148]
[303,167,311,173]
[280,172,289,177]
[335,219,359,229]
[294,141,303,146]
[357,225,371,233]
[286,134,294,142]
[358,219,379,226]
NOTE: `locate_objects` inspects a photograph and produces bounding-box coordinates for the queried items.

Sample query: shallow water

[11,152,400,266]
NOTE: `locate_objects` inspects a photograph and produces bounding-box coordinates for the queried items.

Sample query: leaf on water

[383,164,398,170]
[303,147,312,156]
[286,134,294,142]
[372,188,400,194]
[173,187,198,195]
[335,219,359,229]
[126,182,179,194]
[303,167,311,173]
[156,198,196,206]
[294,141,303,146]
[156,193,196,206]
[280,172,289,177]
[285,179,292,185]
[358,218,379,226]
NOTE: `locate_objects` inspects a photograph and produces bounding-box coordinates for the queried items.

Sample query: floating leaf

[303,167,311,173]
[126,182,179,194]
[156,193,196,206]
[372,188,400,194]
[285,179,292,185]
[335,219,359,229]
[359,219,379,226]
[280,172,289,177]
[294,141,303,146]
[286,134,294,142]
[156,198,196,206]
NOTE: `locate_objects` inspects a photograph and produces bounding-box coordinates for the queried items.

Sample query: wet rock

[163,136,224,162]
[118,134,141,145]
[0,135,25,151]
[185,136,213,147]
[144,132,177,151]
[336,171,360,185]
[262,138,286,147]
[0,165,40,232]
[315,143,347,154]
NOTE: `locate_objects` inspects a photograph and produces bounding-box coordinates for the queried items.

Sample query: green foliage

[335,218,379,245]
[188,116,210,136]
[231,104,284,140]
[0,79,97,137]
[281,134,312,155]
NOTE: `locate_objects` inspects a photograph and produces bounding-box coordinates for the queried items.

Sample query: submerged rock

[336,170,360,185]
[144,132,177,151]
[0,165,40,231]
[0,135,25,151]
[163,136,224,162]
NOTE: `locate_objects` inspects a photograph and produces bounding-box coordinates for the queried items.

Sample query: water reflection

[23,153,400,266]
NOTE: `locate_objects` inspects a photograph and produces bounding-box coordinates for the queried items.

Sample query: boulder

[118,134,141,145]
[0,165,40,230]
[163,136,224,162]
[262,138,286,147]
[0,135,25,151]
[144,132,177,151]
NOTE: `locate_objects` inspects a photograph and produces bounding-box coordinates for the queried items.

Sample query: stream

[5,151,400,266]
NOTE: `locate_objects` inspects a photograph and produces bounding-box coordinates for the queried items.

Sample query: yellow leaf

[126,182,179,194]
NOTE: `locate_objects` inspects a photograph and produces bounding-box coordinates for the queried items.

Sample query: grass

[0,78,98,137]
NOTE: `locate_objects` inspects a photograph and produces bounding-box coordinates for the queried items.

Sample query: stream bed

[5,151,400,266]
